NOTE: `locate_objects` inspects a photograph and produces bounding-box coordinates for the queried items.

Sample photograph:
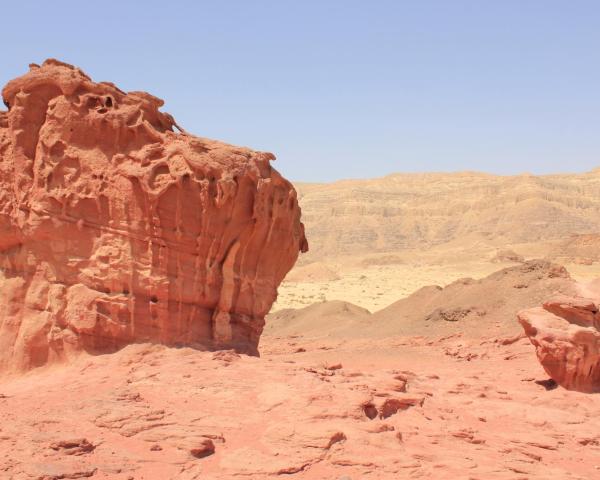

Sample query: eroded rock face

[0,59,307,371]
[518,294,600,393]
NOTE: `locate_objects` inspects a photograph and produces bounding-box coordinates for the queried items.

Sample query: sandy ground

[1,248,599,479]
[275,256,600,312]
[275,261,510,312]
[1,330,599,479]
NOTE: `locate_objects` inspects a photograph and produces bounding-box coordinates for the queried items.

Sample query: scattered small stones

[378,396,424,419]
[49,438,95,456]
[325,363,343,371]
[38,467,98,479]
[190,439,215,459]
[362,402,378,420]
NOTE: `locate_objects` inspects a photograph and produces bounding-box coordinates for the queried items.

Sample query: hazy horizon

[3,0,600,182]
[291,164,600,184]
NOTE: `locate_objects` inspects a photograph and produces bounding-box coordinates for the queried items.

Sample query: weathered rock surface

[2,331,600,479]
[518,295,600,393]
[0,59,307,371]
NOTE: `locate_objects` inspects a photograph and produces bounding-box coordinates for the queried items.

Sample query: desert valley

[275,169,600,312]
[0,60,599,480]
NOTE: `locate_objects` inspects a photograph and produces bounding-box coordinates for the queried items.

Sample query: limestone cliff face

[0,59,307,371]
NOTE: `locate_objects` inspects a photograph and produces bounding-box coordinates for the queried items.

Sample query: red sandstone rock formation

[518,294,600,393]
[0,59,307,371]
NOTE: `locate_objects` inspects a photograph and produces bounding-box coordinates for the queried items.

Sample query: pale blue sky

[2,1,599,181]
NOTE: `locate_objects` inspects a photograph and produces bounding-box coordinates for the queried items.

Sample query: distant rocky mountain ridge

[295,170,600,260]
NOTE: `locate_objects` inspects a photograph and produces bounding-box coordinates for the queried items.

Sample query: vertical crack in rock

[0,59,308,372]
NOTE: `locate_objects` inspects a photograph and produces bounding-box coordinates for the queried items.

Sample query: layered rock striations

[295,170,600,261]
[0,59,307,371]
[518,294,600,393]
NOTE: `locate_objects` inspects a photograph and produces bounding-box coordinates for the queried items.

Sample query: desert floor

[275,248,600,312]
[1,251,599,479]
[1,327,599,479]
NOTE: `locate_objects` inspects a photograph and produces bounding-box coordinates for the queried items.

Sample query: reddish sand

[1,329,599,479]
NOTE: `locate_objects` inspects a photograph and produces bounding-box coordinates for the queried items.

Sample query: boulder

[0,59,307,371]
[518,295,600,393]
